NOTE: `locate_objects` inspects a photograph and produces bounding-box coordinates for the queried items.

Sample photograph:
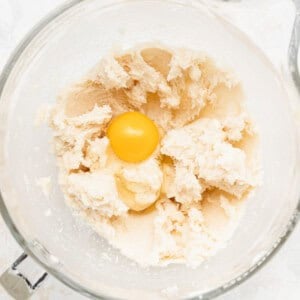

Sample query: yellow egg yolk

[107,112,159,163]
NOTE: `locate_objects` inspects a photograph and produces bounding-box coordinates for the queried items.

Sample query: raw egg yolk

[107,112,159,163]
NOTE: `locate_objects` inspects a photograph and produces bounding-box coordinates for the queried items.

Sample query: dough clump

[50,45,261,267]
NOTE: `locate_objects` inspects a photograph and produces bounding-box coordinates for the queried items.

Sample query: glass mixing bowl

[0,0,300,299]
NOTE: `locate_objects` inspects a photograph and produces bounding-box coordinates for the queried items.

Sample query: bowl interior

[0,0,299,299]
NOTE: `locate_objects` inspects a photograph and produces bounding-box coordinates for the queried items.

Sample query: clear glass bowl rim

[0,0,299,299]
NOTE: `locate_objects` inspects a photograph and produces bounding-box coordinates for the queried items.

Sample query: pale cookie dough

[50,45,261,267]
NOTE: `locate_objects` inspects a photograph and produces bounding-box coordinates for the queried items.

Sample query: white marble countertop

[0,0,299,299]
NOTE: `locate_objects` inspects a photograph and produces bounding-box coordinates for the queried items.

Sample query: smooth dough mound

[50,45,261,267]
